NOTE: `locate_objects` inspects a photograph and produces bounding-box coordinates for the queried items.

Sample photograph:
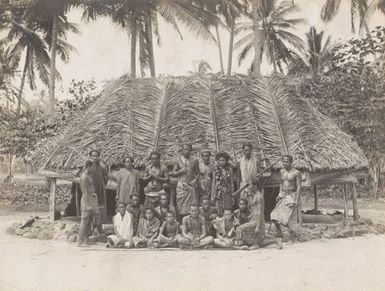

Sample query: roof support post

[313,185,318,210]
[352,182,359,221]
[297,190,303,226]
[75,183,81,217]
[48,177,57,222]
[343,183,349,219]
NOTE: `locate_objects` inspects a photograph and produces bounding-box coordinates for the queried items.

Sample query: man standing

[238,142,260,202]
[177,205,214,249]
[78,161,100,246]
[88,150,109,222]
[196,149,213,202]
[169,144,198,219]
[142,151,169,207]
[270,155,301,242]
[110,156,141,204]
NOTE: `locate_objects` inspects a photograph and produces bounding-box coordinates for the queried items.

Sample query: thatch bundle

[31,74,368,172]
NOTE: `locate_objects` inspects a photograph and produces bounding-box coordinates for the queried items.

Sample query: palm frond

[31,75,369,172]
[321,0,342,22]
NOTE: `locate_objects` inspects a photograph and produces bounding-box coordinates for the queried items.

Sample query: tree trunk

[17,45,30,116]
[227,18,235,76]
[146,14,155,78]
[251,0,262,75]
[215,24,224,74]
[48,15,59,115]
[139,26,145,78]
[130,18,137,78]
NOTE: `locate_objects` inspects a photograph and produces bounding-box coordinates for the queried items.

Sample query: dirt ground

[1,206,385,291]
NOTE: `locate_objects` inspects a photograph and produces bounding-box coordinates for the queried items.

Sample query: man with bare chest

[270,155,301,242]
[196,150,213,202]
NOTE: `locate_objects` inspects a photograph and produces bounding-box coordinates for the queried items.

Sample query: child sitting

[233,198,250,225]
[155,212,181,247]
[107,202,134,248]
[213,208,236,248]
[199,196,218,237]
[132,207,161,248]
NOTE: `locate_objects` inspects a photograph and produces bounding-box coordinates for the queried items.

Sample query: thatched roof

[31,74,368,172]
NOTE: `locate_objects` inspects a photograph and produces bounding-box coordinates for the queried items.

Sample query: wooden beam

[49,177,57,222]
[343,183,349,219]
[352,183,359,221]
[313,185,318,210]
[75,184,81,217]
[297,191,303,226]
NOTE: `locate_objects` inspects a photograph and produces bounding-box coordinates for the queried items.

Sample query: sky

[21,0,385,101]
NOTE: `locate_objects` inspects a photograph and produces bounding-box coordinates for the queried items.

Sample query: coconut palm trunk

[215,24,224,74]
[17,45,30,116]
[252,0,262,75]
[130,18,137,78]
[48,15,59,115]
[146,15,155,78]
[227,18,235,76]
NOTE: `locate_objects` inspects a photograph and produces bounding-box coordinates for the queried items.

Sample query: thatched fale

[31,74,368,172]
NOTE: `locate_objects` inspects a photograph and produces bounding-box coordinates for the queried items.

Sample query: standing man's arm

[102,164,109,185]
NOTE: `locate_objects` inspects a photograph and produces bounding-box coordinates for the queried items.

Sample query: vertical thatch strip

[156,77,217,158]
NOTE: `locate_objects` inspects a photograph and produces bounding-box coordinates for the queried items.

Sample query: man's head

[190,205,199,218]
[201,196,211,211]
[150,151,161,167]
[89,150,100,162]
[282,155,293,170]
[117,201,127,216]
[239,198,248,211]
[130,194,140,207]
[223,209,233,221]
[182,144,192,158]
[201,150,211,164]
[160,193,169,206]
[145,207,155,220]
[242,142,253,159]
[123,156,134,169]
[166,212,175,223]
[216,152,230,168]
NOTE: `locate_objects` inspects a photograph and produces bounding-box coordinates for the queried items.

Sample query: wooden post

[297,191,303,226]
[49,177,57,222]
[313,185,318,210]
[343,183,349,219]
[351,182,359,221]
[75,183,80,217]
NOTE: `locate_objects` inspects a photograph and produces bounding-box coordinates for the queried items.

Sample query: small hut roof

[31,74,368,172]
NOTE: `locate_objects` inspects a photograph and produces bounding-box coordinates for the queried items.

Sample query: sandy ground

[1,210,385,291]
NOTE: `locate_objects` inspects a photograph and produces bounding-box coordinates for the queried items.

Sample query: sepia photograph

[0,0,385,290]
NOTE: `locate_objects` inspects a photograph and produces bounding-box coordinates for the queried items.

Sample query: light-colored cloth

[213,217,236,238]
[175,156,197,216]
[114,168,141,204]
[239,156,259,198]
[270,191,296,226]
[112,211,134,241]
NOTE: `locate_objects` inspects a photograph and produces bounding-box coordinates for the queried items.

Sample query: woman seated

[155,212,181,248]
[132,207,161,248]
[107,202,134,248]
[213,208,237,248]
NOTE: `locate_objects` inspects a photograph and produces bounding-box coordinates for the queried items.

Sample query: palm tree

[2,15,52,115]
[235,0,305,73]
[321,0,370,34]
[288,27,331,80]
[83,0,218,78]
[22,0,79,115]
[0,46,19,109]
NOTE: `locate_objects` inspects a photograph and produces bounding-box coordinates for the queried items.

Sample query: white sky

[22,0,385,101]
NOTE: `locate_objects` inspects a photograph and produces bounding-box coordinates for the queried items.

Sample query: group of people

[77,142,302,250]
